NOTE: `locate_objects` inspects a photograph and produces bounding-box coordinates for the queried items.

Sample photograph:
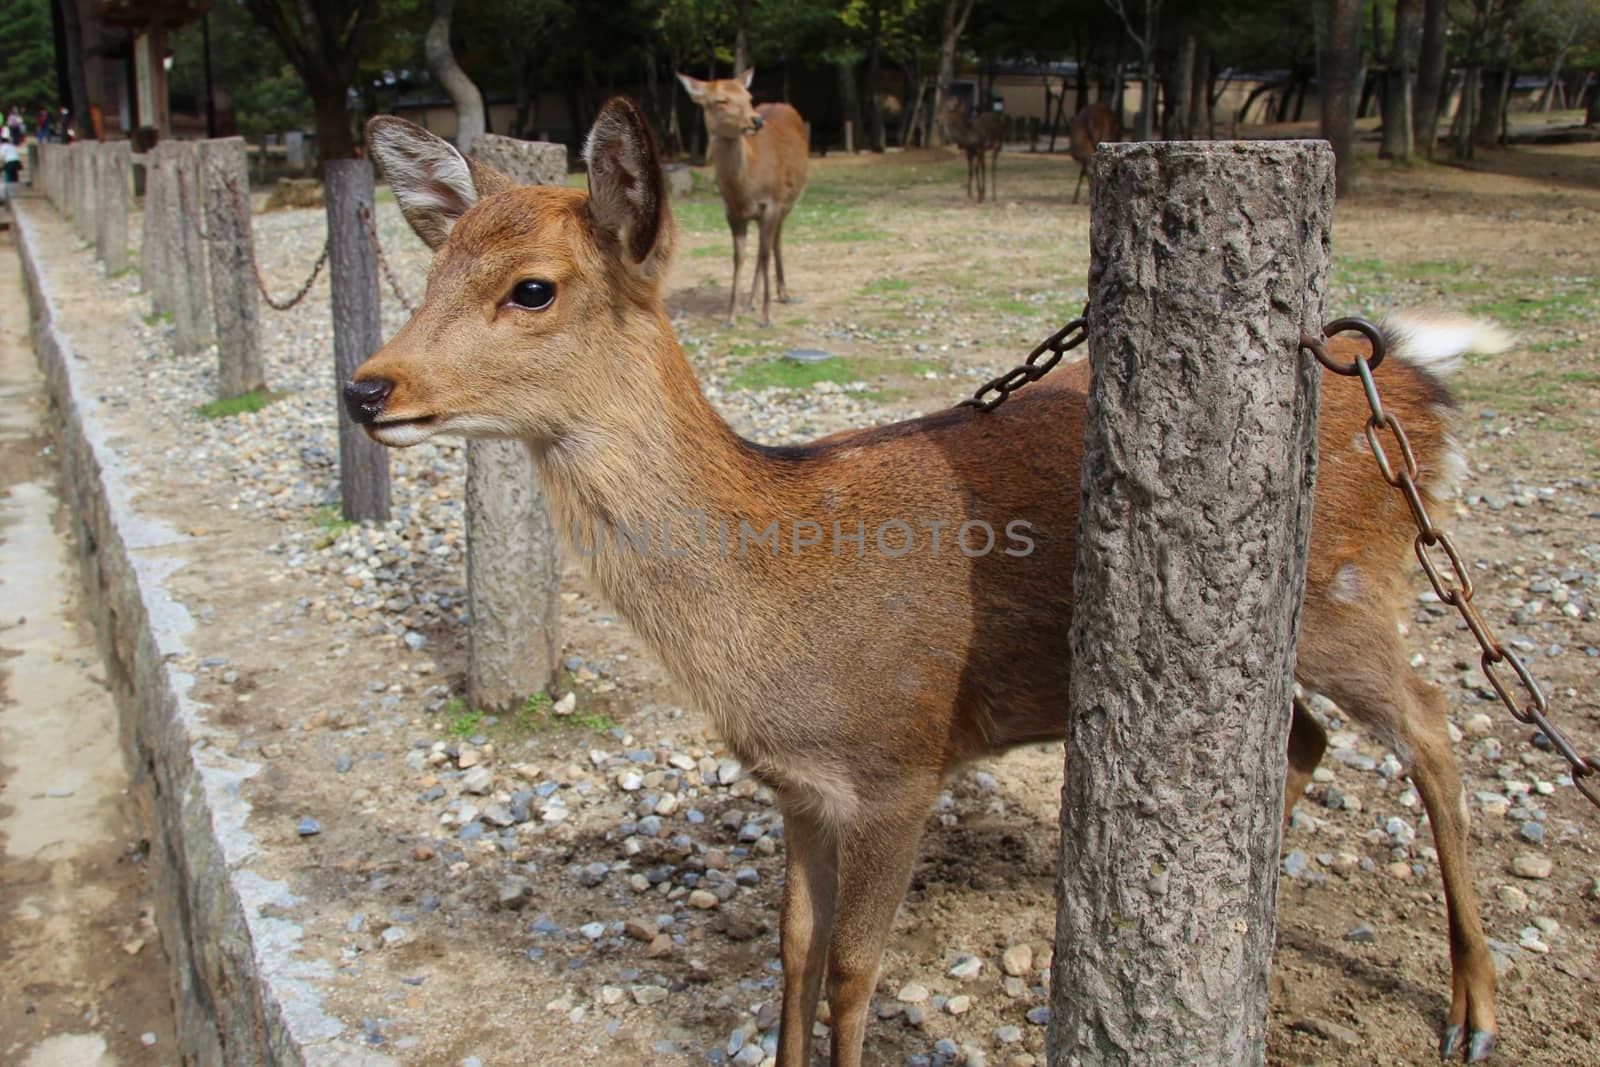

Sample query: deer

[939,95,1004,202]
[676,69,808,327]
[353,97,1507,1066]
[1068,100,1121,204]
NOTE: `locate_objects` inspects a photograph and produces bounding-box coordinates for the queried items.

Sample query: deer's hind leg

[750,213,777,326]
[1284,694,1328,826]
[773,214,796,304]
[1298,613,1496,1061]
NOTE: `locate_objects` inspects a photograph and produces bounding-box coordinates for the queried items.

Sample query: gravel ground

[26,138,1600,1067]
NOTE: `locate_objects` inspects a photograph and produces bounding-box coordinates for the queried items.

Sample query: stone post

[200,138,263,398]
[96,141,131,275]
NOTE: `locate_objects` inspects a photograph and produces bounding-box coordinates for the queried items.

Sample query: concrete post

[95,141,131,275]
[200,138,263,398]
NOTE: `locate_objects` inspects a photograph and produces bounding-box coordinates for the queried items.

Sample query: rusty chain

[1301,318,1599,812]
[959,309,1088,411]
[218,172,328,311]
[358,202,417,315]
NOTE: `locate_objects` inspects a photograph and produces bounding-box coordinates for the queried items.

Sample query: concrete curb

[13,198,395,1067]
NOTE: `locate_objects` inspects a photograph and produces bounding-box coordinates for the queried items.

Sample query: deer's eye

[510,279,556,310]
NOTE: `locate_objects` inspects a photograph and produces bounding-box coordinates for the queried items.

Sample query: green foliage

[168,1,315,137]
[0,0,55,109]
[731,353,937,392]
[310,505,356,550]
[195,388,277,419]
[443,699,485,739]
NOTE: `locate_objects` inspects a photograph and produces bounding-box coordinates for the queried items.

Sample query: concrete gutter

[13,198,394,1067]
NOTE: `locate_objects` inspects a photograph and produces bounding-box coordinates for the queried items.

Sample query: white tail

[354,99,1508,1066]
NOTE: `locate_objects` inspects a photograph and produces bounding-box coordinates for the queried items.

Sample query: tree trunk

[1474,0,1519,147]
[1381,0,1423,160]
[932,0,977,147]
[1050,139,1330,1066]
[425,0,485,154]
[311,85,356,165]
[866,0,885,151]
[1188,43,1211,139]
[1588,72,1600,125]
[734,0,751,73]
[1415,0,1449,154]
[1163,32,1196,139]
[1322,0,1363,194]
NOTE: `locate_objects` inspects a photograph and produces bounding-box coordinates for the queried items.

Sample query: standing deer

[1068,101,1121,203]
[355,98,1507,1066]
[677,69,808,327]
[940,95,1004,202]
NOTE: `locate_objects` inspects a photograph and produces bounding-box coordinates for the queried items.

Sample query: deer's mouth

[366,415,439,447]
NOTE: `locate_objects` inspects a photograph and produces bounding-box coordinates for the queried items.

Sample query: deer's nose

[343,377,394,424]
[750,114,765,132]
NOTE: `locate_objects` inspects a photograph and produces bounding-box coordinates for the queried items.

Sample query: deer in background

[940,95,1004,202]
[1068,100,1122,203]
[355,98,1506,1066]
[677,69,808,327]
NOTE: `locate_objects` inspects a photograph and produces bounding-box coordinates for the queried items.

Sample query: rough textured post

[157,143,210,352]
[460,133,567,707]
[1049,141,1333,1066]
[74,143,98,241]
[325,159,390,522]
[141,145,170,303]
[200,138,263,398]
[96,141,131,275]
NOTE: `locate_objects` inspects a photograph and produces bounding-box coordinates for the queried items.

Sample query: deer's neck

[710,131,757,197]
[527,311,786,723]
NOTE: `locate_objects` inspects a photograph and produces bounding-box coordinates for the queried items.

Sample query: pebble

[579,921,607,940]
[949,956,983,980]
[897,982,929,1004]
[1510,853,1553,879]
[631,984,668,1006]
[1001,944,1033,977]
[1283,851,1309,879]
[1495,884,1529,912]
[1025,1006,1051,1026]
[1518,821,1545,845]
[994,1025,1023,1045]
[1343,923,1376,943]
[946,994,972,1015]
[688,889,720,910]
[296,817,321,837]
[141,1032,157,1047]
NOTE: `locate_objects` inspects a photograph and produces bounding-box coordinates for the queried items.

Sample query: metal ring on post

[1304,316,1387,376]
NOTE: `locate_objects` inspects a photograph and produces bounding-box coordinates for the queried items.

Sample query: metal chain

[358,203,417,315]
[219,171,328,311]
[959,308,1089,412]
[1301,318,1599,811]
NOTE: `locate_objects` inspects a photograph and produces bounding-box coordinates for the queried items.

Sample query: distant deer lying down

[1068,101,1121,203]
[940,96,1004,202]
[677,69,808,327]
[355,99,1507,1066]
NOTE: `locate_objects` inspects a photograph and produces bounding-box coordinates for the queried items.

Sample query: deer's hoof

[1441,1025,1497,1061]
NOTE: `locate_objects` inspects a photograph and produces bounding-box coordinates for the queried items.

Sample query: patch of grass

[310,504,355,548]
[690,244,727,258]
[443,699,485,740]
[862,278,911,295]
[195,388,276,420]
[143,310,172,326]
[731,354,937,393]
[785,317,809,327]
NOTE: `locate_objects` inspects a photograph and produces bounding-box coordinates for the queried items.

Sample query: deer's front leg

[727,217,749,326]
[824,775,939,1067]
[775,803,839,1067]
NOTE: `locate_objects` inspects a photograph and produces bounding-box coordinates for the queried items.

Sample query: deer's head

[346,98,675,450]
[676,69,764,138]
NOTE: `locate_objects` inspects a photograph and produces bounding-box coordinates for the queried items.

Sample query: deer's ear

[675,72,707,104]
[367,116,508,250]
[738,68,754,90]
[583,97,672,277]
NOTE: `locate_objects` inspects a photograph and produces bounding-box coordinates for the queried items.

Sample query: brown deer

[677,69,808,327]
[939,95,1004,202]
[1068,101,1121,203]
[355,98,1506,1066]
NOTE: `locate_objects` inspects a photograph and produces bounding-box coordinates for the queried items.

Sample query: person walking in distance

[1,129,22,206]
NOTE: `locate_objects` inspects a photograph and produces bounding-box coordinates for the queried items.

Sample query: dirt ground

[0,236,179,1065]
[14,124,1600,1067]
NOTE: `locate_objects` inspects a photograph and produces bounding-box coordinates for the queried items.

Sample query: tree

[1105,0,1161,140]
[932,0,977,145]
[425,0,485,152]
[1382,0,1424,160]
[0,0,55,109]
[1415,0,1450,153]
[1321,0,1362,193]
[243,0,382,165]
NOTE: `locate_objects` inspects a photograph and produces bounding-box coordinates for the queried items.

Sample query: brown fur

[940,96,1005,203]
[678,71,809,326]
[357,100,1499,1066]
[1068,101,1121,204]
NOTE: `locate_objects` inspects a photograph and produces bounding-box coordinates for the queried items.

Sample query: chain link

[1301,319,1599,811]
[218,172,328,311]
[960,309,1089,412]
[358,203,417,315]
